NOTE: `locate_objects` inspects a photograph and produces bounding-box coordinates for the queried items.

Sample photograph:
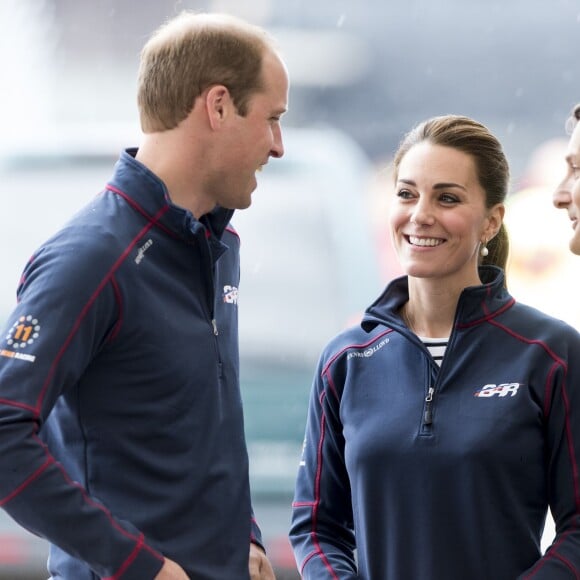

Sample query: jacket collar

[106,149,234,245]
[362,266,514,333]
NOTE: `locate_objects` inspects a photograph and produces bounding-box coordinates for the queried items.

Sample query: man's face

[215,50,289,210]
[553,120,580,254]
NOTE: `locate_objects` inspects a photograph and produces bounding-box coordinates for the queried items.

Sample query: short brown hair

[137,12,276,133]
[393,115,510,274]
[565,103,580,134]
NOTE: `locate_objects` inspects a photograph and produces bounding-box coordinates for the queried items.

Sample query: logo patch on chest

[474,383,521,398]
[222,285,238,305]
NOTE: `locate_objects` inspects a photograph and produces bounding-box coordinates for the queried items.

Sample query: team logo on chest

[474,383,521,398]
[222,285,238,305]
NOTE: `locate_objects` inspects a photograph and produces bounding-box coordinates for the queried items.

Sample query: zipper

[424,386,434,426]
[195,223,221,347]
[197,226,217,329]
[420,321,454,432]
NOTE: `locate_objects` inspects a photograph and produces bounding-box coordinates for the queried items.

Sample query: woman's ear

[485,203,505,240]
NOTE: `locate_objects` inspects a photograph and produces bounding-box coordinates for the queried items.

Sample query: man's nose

[270,125,284,159]
[552,184,571,209]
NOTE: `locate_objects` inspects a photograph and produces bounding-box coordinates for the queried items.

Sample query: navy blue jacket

[290,268,580,579]
[0,150,260,579]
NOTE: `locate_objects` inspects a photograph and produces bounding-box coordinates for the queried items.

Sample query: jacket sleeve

[0,245,164,579]
[250,507,265,550]
[519,328,580,579]
[289,355,357,579]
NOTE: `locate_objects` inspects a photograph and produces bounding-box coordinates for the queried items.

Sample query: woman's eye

[440,193,459,204]
[396,189,414,199]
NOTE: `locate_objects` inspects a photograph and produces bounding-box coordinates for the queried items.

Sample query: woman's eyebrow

[397,178,466,191]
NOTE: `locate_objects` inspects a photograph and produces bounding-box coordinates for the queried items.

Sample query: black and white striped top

[418,337,448,366]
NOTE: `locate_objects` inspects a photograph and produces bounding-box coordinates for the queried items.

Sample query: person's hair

[137,11,276,133]
[393,115,510,274]
[565,103,580,134]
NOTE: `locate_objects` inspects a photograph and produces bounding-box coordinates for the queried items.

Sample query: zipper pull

[211,319,219,336]
[424,387,434,425]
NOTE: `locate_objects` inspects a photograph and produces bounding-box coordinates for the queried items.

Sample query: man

[0,11,288,580]
[553,103,580,255]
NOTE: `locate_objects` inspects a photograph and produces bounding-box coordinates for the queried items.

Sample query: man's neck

[135,132,212,219]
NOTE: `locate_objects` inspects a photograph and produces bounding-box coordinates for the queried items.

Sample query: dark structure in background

[45,0,580,178]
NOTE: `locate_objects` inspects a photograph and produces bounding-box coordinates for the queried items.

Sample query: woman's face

[389,142,503,288]
[553,121,580,255]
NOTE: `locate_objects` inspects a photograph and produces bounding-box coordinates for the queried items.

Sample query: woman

[289,115,580,579]
[553,103,580,254]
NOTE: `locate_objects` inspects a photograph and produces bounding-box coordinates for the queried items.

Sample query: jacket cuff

[105,540,164,580]
[250,517,265,552]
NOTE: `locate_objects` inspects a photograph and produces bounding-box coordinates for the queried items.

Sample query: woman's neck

[402,277,477,338]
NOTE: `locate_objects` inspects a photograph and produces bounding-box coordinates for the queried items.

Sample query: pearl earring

[480,241,489,257]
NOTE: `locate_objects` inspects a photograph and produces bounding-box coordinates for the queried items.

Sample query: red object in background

[267,535,297,571]
[0,535,26,564]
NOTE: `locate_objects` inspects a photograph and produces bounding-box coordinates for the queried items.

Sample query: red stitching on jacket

[0,457,54,506]
[297,391,340,579]
[105,184,179,239]
[35,207,168,416]
[107,275,123,343]
[103,533,146,580]
[487,317,580,575]
[321,328,393,377]
[455,297,515,329]
[0,398,37,414]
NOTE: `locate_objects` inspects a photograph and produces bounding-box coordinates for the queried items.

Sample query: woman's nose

[410,200,435,225]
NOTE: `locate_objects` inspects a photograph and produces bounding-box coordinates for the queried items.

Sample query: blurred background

[0,0,579,578]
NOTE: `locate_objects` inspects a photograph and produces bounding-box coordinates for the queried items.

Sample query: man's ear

[205,85,232,130]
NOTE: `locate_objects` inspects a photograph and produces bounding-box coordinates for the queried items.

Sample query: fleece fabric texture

[0,150,259,579]
[291,267,580,579]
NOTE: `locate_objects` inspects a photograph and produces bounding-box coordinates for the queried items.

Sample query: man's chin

[238,198,252,210]
[223,197,252,211]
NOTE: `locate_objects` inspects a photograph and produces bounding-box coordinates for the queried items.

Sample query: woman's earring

[480,240,489,257]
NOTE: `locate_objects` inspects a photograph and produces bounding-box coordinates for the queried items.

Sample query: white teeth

[409,236,443,247]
